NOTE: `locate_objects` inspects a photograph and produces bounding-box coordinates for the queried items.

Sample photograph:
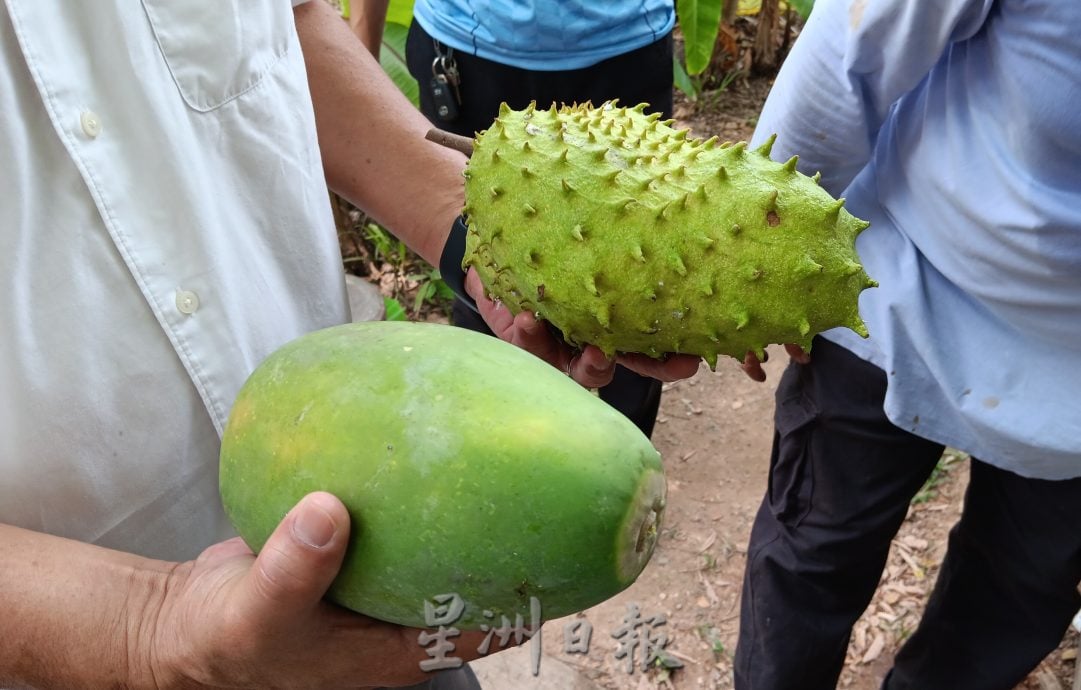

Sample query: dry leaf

[1033,668,1062,690]
[860,632,885,664]
[698,572,720,607]
[697,531,718,553]
[901,535,929,551]
[897,549,926,580]
[854,621,868,653]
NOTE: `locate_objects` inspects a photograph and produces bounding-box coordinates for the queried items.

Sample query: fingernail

[292,493,338,548]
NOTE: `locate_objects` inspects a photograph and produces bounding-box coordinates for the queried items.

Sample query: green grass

[911,451,966,505]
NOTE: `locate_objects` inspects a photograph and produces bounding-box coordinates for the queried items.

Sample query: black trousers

[406,21,672,437]
[734,337,1081,690]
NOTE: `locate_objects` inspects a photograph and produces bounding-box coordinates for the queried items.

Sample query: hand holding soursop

[461,101,876,368]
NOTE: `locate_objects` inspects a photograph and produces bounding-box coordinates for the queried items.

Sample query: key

[442,58,462,105]
[429,73,459,122]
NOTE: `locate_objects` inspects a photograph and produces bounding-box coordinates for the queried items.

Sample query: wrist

[439,215,478,313]
[124,561,193,690]
[0,525,188,690]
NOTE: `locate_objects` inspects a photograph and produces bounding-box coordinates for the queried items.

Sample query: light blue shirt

[412,0,675,71]
[753,0,1081,478]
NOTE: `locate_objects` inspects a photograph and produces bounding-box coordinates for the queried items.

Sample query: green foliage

[361,223,452,317]
[696,624,728,660]
[672,57,699,101]
[408,267,455,314]
[383,297,408,321]
[385,0,414,25]
[677,0,725,76]
[788,0,814,20]
[674,0,813,98]
[651,649,685,670]
[911,451,965,505]
[380,22,418,107]
[363,222,407,264]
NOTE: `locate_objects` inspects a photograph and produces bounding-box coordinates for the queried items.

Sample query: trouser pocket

[767,366,818,526]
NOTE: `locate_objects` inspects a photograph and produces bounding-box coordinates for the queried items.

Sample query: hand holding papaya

[143,492,490,689]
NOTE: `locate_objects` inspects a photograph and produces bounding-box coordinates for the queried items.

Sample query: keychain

[430,41,462,122]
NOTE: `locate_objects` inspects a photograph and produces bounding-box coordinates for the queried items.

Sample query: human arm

[0,492,491,688]
[350,0,390,58]
[295,0,459,266]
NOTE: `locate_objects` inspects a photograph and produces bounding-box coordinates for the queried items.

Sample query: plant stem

[425,128,474,157]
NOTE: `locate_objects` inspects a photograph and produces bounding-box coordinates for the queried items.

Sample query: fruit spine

[462,101,876,367]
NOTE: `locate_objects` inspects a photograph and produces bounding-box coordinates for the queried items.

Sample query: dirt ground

[514,77,1080,690]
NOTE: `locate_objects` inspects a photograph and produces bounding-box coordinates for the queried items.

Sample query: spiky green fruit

[462,101,876,367]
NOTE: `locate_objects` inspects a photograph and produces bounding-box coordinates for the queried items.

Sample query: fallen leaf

[1033,668,1062,690]
[698,572,720,607]
[697,531,717,554]
[900,535,929,551]
[853,621,868,654]
[896,548,926,580]
[861,632,885,664]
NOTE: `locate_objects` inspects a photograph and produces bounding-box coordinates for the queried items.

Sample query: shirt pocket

[140,0,293,112]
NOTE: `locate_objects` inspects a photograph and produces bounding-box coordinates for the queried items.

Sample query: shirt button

[176,289,200,315]
[80,110,102,138]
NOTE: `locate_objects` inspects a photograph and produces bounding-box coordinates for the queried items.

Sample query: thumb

[240,491,351,627]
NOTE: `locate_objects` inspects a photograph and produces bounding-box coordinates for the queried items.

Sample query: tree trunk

[753,0,780,73]
[723,0,739,22]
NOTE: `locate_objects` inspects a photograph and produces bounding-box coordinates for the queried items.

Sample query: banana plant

[379,21,417,106]
[675,0,813,100]
[339,0,419,105]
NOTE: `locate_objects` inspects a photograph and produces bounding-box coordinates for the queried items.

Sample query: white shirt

[0,0,349,560]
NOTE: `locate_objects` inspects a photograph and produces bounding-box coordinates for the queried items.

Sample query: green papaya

[462,101,876,367]
[219,321,666,629]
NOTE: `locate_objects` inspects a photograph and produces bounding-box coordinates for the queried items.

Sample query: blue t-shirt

[413,0,675,71]
[753,0,1081,478]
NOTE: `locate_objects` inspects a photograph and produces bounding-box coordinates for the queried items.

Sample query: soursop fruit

[462,101,876,368]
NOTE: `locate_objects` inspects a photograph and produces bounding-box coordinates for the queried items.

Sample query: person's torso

[830,0,1081,476]
[877,0,1081,346]
[412,0,676,70]
[0,0,348,559]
